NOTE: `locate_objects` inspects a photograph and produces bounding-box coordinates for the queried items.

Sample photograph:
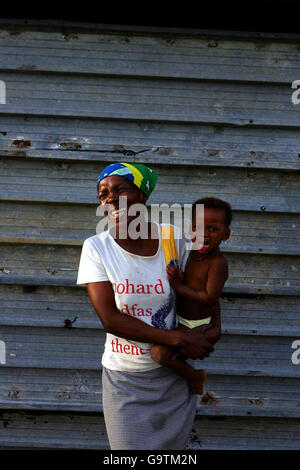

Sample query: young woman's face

[192,207,230,253]
[97,175,147,228]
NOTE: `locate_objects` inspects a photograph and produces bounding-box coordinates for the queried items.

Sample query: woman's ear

[140,191,148,204]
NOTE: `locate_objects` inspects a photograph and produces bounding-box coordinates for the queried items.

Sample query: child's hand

[166,264,183,291]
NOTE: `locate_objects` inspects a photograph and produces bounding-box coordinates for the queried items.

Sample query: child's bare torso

[179,250,226,320]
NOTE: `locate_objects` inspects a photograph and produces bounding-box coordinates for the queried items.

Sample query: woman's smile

[109,207,127,219]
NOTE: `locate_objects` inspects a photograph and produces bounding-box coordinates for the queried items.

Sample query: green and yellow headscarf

[97,162,158,197]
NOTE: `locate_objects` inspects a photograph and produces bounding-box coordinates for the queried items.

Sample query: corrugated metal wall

[0,20,299,449]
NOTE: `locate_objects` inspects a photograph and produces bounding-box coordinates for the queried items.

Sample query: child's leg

[150,342,206,394]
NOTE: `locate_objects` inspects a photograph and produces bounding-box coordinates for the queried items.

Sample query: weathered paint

[0,29,300,83]
[0,411,299,450]
[0,22,299,449]
[1,115,300,170]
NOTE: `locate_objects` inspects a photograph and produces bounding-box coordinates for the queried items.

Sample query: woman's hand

[194,323,221,345]
[177,327,214,359]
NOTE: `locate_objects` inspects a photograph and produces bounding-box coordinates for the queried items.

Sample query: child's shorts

[178,315,211,329]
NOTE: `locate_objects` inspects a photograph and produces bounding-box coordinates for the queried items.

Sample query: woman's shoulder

[82,230,111,250]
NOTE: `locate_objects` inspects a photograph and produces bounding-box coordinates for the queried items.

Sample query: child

[150,197,232,394]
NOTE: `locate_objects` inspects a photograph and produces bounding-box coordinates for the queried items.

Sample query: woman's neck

[111,222,159,256]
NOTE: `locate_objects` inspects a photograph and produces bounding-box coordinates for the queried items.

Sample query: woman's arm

[86,281,214,359]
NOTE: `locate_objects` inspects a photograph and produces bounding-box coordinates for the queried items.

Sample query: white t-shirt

[77,224,191,372]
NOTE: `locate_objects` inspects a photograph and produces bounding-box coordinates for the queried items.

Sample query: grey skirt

[102,365,197,450]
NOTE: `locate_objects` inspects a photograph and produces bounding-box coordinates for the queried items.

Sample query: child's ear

[223,228,231,241]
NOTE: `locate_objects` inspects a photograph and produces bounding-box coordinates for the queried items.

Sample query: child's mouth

[198,241,210,252]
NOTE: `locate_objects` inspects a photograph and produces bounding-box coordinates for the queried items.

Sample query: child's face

[192,207,230,254]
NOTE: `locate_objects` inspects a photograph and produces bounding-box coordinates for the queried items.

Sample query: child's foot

[188,370,207,394]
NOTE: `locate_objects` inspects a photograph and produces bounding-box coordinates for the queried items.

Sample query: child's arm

[167,257,228,305]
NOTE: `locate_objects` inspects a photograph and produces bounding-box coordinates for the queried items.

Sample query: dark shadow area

[0,0,299,33]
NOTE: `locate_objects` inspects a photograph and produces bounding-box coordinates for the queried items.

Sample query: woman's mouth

[109,208,127,219]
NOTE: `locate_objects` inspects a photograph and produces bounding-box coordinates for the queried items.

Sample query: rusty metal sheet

[0,243,299,294]
[0,72,300,127]
[0,367,300,418]
[196,374,300,418]
[189,416,300,449]
[0,325,298,378]
[0,29,299,84]
[0,410,108,449]
[0,202,299,256]
[1,157,299,213]
[1,115,299,170]
[0,410,299,449]
[1,284,299,335]
[0,367,102,411]
[0,284,98,328]
[0,22,299,450]
[0,325,104,370]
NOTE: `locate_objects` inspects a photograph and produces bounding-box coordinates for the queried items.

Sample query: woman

[77,162,215,450]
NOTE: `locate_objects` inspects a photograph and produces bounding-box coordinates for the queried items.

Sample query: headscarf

[97,162,158,197]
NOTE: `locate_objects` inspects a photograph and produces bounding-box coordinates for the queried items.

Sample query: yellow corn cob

[160,225,178,267]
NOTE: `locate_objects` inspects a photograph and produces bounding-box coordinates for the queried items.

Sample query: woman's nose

[106,192,118,204]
